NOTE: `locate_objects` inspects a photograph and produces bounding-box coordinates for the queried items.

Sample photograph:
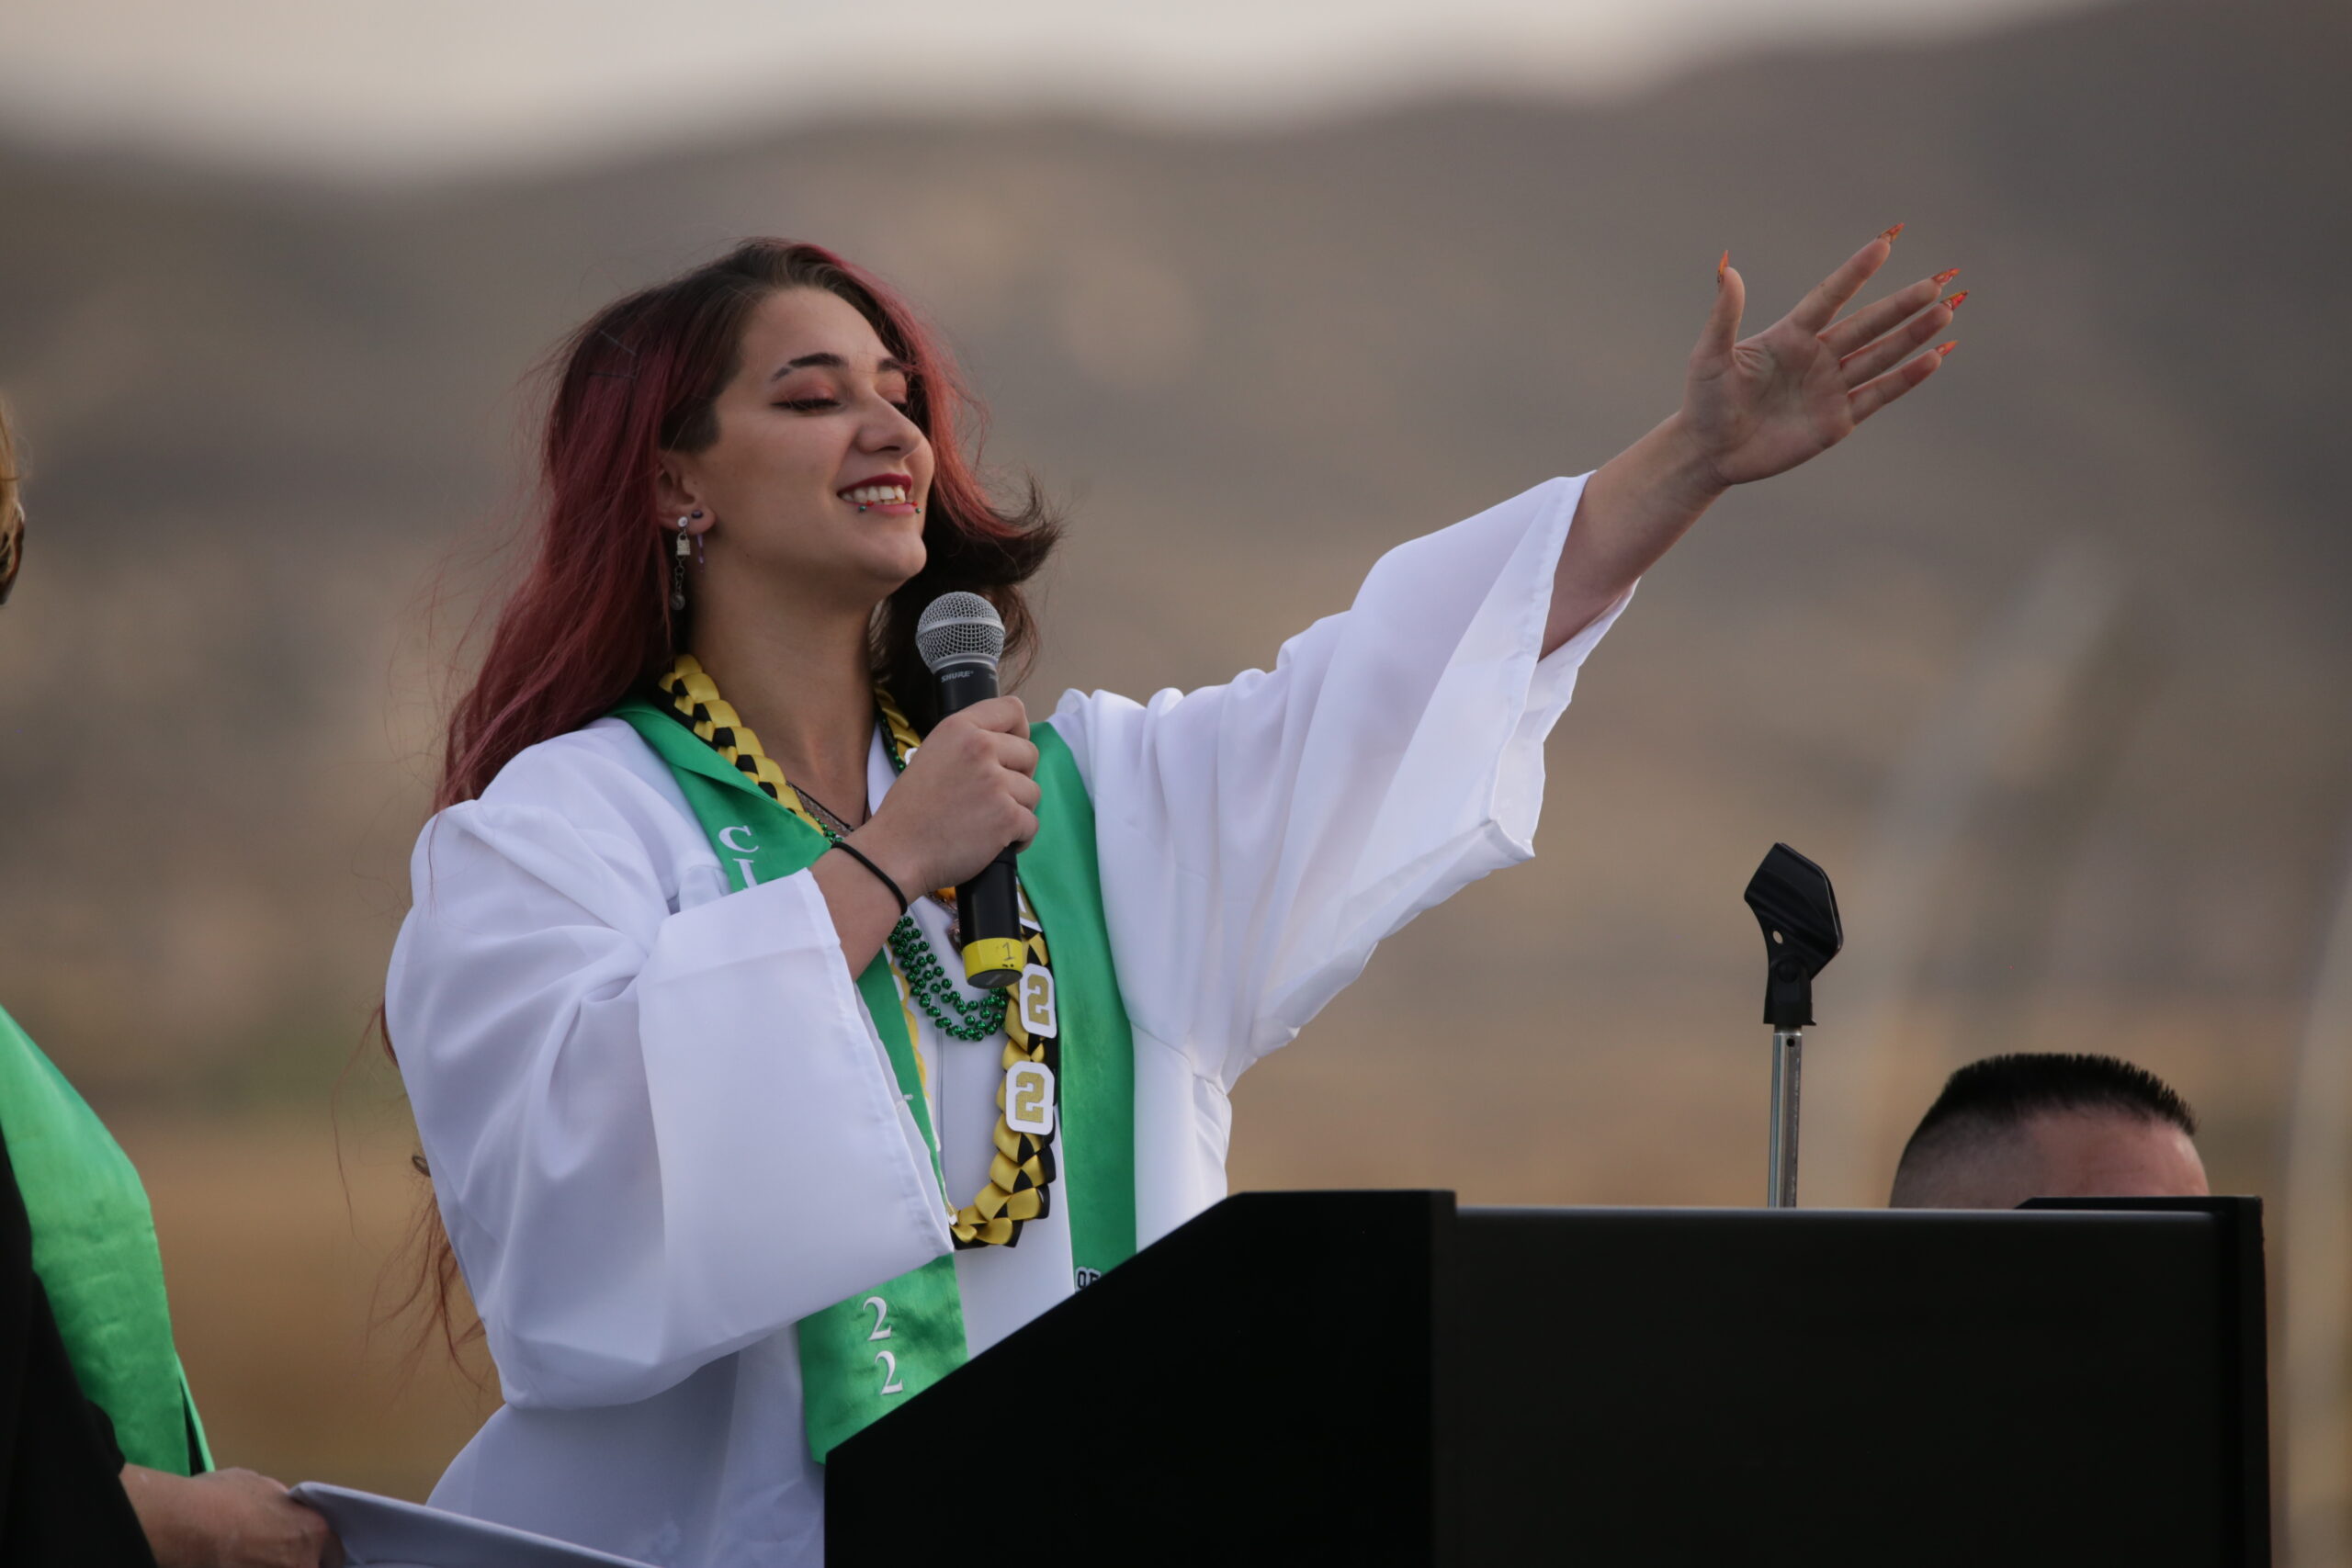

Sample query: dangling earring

[671,511,701,613]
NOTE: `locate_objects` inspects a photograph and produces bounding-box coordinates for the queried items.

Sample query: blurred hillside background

[0,0,2346,1550]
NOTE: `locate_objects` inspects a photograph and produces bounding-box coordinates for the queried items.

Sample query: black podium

[828,1191,2268,1566]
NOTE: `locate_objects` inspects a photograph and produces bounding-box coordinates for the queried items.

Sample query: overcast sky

[0,0,2100,179]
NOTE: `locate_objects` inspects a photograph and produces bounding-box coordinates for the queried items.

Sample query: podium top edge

[1457,1202,2244,1223]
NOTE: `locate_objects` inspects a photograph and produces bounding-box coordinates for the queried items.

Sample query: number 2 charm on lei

[1016,963,1058,1039]
[1004,1061,1057,1136]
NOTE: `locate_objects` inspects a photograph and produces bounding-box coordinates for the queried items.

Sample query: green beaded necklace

[869,725,1006,1041]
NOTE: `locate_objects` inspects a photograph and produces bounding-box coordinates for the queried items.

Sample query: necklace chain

[790,784,858,840]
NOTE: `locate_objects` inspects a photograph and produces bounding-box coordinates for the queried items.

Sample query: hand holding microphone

[851,695,1038,894]
[845,592,1036,988]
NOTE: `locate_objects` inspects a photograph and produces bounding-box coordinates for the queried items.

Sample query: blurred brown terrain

[0,0,2346,1500]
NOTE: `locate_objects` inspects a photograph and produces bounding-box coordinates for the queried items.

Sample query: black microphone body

[932,658,1025,990]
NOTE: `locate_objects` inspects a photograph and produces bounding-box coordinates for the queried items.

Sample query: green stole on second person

[0,1003,211,1473]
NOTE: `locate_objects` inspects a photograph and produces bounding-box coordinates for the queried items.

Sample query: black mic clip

[1743,842,1843,1030]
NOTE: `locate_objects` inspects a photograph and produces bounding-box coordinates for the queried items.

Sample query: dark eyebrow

[768,353,917,384]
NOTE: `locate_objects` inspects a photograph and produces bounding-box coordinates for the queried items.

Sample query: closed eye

[777,395,915,415]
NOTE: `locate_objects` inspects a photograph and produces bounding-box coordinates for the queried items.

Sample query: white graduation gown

[388,476,1627,1566]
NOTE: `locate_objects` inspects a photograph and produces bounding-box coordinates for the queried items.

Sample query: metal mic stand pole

[1744,844,1844,1210]
[1768,1028,1802,1209]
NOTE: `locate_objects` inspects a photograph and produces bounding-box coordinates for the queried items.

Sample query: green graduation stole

[610,698,1137,1460]
[0,1003,211,1473]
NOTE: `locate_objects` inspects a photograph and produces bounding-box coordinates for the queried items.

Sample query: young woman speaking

[387,231,1960,1564]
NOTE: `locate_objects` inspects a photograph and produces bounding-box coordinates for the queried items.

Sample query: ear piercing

[671,510,704,613]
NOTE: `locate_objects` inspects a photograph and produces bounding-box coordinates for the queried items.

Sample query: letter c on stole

[718,825,759,887]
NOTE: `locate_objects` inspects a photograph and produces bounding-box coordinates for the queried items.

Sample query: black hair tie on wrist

[831,840,910,916]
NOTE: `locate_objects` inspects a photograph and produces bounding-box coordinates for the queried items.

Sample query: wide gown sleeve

[1049,475,1628,1093]
[386,740,950,1411]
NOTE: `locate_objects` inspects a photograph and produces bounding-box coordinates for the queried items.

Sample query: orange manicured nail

[1935,341,1958,356]
[1879,222,1905,244]
[1932,267,1960,286]
[1943,290,1969,312]
[1717,249,1730,282]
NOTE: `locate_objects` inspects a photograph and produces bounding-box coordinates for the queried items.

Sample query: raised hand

[1686,226,1961,489]
[1544,227,1964,652]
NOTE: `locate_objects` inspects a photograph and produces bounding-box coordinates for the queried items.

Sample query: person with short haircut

[1889,1053,2209,1210]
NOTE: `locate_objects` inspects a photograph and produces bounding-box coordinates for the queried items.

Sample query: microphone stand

[1743,844,1843,1210]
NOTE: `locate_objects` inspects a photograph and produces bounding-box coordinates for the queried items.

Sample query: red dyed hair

[437,238,1057,810]
[394,242,1057,1360]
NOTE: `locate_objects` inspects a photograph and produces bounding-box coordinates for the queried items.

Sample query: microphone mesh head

[915,592,1006,673]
